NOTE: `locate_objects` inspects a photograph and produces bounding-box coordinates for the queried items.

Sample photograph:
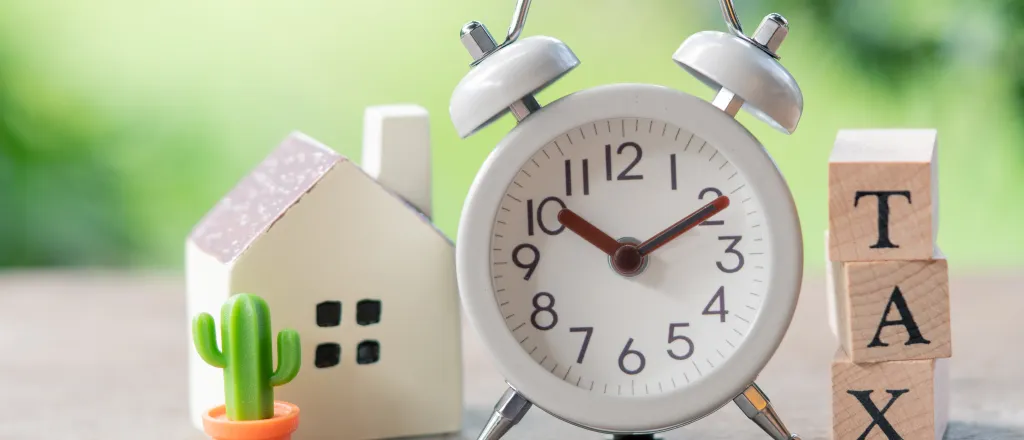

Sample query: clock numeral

[702,286,729,323]
[569,327,593,364]
[698,188,725,226]
[605,142,644,181]
[564,159,590,196]
[617,338,646,375]
[667,323,695,360]
[530,292,558,330]
[512,244,540,280]
[717,236,745,273]
[526,197,566,236]
[670,153,678,190]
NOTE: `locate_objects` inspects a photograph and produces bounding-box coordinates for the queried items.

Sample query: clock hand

[556,208,622,256]
[636,195,730,255]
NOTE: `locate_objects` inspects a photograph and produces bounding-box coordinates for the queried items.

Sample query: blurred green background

[1,0,1021,271]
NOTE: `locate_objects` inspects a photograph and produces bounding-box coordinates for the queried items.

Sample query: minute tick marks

[683,134,696,150]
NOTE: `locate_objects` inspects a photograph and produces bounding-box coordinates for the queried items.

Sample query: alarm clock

[449,0,804,439]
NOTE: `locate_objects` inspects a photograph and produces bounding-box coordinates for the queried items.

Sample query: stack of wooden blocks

[826,129,951,440]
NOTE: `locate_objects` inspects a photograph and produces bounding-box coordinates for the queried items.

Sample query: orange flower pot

[202,401,300,440]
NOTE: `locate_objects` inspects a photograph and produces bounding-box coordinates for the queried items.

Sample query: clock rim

[456,83,803,433]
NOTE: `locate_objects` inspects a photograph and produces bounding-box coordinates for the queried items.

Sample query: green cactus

[192,293,301,421]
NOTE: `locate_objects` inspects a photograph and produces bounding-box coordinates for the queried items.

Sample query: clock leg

[476,387,533,440]
[733,382,801,440]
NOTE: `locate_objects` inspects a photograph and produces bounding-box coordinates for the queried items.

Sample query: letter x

[847,389,909,439]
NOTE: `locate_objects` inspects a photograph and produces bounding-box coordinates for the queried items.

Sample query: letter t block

[829,129,938,261]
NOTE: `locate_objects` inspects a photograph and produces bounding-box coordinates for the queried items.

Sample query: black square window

[356,299,382,326]
[357,340,380,364]
[314,343,341,368]
[316,301,341,327]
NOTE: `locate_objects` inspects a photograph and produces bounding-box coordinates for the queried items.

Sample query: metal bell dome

[673,14,803,134]
[450,34,579,138]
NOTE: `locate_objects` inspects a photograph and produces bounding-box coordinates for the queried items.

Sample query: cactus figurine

[193,293,301,421]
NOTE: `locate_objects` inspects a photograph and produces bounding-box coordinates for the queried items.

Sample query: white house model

[186,105,463,439]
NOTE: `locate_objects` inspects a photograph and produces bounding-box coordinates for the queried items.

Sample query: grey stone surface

[0,271,1020,439]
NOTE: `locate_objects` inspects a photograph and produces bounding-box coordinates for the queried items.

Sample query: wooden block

[361,104,433,219]
[832,349,949,440]
[829,129,937,261]
[830,248,950,363]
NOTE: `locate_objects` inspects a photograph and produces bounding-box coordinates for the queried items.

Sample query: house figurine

[185,105,463,439]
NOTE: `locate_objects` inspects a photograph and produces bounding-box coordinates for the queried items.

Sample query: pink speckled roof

[188,132,345,263]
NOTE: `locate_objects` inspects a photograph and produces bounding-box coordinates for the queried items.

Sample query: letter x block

[832,350,949,440]
[828,249,951,363]
[829,129,938,261]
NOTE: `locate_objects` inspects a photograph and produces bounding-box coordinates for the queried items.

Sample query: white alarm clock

[450,0,804,439]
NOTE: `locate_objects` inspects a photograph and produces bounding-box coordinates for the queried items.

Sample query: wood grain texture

[828,129,937,262]
[830,250,951,363]
[832,350,949,440]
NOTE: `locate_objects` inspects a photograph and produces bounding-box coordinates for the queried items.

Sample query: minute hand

[637,195,730,255]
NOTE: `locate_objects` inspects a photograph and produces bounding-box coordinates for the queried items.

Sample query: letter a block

[832,350,949,440]
[829,129,937,261]
[828,249,951,363]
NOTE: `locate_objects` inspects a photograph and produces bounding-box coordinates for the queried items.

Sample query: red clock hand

[636,196,730,255]
[557,209,622,256]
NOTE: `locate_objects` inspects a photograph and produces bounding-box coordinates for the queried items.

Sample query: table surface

[0,271,1021,440]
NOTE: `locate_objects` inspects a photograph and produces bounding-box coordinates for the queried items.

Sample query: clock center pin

[610,237,648,277]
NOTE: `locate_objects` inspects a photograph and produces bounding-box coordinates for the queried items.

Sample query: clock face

[489,117,770,397]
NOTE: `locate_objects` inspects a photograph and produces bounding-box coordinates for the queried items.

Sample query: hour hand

[556,209,621,256]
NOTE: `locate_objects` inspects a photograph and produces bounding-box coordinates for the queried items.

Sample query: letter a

[868,286,931,348]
